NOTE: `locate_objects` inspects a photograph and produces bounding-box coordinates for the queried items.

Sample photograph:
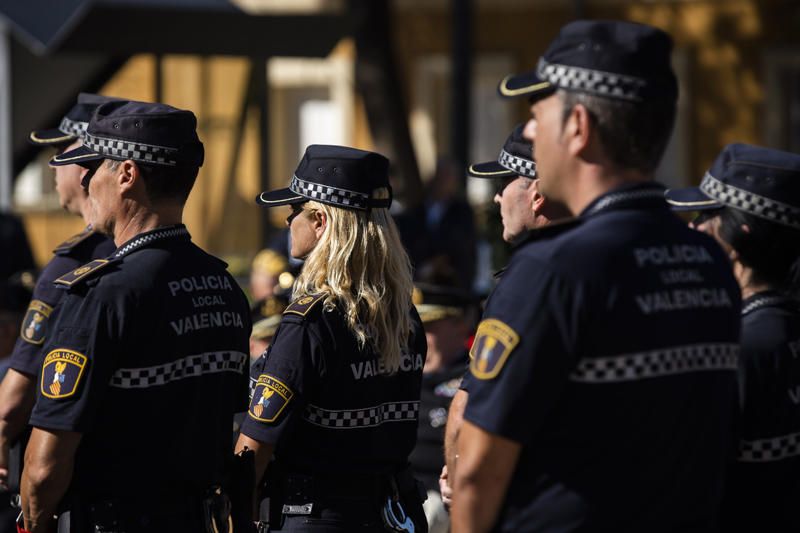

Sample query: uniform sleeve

[8,256,79,376]
[29,290,118,433]
[463,260,583,444]
[240,316,324,444]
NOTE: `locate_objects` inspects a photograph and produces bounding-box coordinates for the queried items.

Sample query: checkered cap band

[739,431,800,462]
[115,226,189,258]
[498,149,536,178]
[537,58,647,102]
[303,401,419,429]
[84,132,179,167]
[58,117,88,138]
[700,172,800,229]
[290,175,371,210]
[109,350,247,389]
[570,343,739,383]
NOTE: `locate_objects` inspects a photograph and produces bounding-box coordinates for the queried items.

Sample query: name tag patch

[20,300,53,345]
[248,374,294,423]
[41,349,88,399]
[469,319,520,380]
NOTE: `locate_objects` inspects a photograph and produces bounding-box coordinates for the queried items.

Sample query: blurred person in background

[409,277,475,533]
[0,214,34,282]
[249,290,291,363]
[666,143,800,533]
[250,248,294,301]
[0,94,118,502]
[236,145,427,532]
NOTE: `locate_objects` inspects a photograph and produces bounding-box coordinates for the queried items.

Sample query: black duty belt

[284,472,388,501]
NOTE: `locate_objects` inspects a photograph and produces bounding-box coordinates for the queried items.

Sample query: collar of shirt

[111,224,191,260]
[741,290,800,316]
[580,181,667,218]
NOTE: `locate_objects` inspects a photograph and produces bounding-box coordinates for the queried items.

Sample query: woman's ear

[313,209,327,238]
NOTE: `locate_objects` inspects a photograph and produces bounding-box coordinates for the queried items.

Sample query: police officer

[439,124,566,506]
[235,145,427,532]
[666,144,800,532]
[451,21,742,532]
[408,281,473,533]
[0,93,117,494]
[19,100,251,533]
[249,291,291,363]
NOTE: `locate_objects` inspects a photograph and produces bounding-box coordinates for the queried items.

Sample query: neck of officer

[735,262,773,301]
[112,200,184,247]
[566,162,651,216]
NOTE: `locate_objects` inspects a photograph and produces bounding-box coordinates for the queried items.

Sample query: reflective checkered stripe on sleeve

[569,343,739,383]
[303,401,419,429]
[109,351,248,388]
[739,432,800,463]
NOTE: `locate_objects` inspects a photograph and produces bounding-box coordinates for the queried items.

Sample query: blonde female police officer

[235,145,427,533]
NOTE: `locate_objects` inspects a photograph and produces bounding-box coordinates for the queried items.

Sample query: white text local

[351,352,424,380]
[168,275,233,296]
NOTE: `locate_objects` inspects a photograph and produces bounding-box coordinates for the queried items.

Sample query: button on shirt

[29,225,251,499]
[722,292,800,532]
[241,296,426,477]
[464,183,742,532]
[10,227,115,376]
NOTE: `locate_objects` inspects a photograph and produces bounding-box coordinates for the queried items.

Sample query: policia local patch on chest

[249,374,294,423]
[469,319,520,380]
[41,349,87,399]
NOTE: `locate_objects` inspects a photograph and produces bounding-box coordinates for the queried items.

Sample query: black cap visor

[256,187,306,207]
[468,161,515,179]
[29,128,77,146]
[664,187,723,212]
[498,70,556,100]
[50,145,105,168]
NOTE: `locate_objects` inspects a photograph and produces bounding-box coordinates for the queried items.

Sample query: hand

[0,438,9,492]
[438,465,452,510]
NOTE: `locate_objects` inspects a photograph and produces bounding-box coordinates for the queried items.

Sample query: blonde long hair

[293,189,414,373]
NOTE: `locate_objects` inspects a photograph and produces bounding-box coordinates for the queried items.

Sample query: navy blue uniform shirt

[241,294,426,477]
[464,183,742,532]
[9,227,115,376]
[29,225,250,500]
[721,292,800,533]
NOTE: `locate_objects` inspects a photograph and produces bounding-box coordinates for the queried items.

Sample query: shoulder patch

[53,228,98,255]
[284,293,326,317]
[469,319,520,380]
[40,349,88,399]
[248,374,294,423]
[20,300,54,345]
[54,259,113,287]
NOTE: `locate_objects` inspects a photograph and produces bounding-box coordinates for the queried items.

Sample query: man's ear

[530,179,545,214]
[118,160,140,194]
[563,103,592,157]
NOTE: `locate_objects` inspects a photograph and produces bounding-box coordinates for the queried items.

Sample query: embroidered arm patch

[248,374,294,423]
[469,319,520,380]
[20,300,53,345]
[40,349,88,399]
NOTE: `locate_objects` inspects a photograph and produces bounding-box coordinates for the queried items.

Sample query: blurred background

[0,0,798,294]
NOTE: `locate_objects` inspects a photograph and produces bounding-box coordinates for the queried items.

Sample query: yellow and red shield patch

[248,374,294,423]
[20,300,53,345]
[469,319,520,380]
[40,349,87,399]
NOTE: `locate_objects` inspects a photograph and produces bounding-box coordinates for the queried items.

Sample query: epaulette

[283,293,326,317]
[54,258,116,288]
[512,217,583,251]
[53,228,100,255]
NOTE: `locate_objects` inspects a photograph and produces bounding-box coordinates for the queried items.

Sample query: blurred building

[2,0,799,270]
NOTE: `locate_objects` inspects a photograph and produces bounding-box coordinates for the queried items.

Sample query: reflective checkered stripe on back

[109,351,247,388]
[59,117,89,138]
[739,431,800,462]
[303,401,419,429]
[537,58,647,102]
[84,132,179,167]
[569,343,739,383]
[498,149,536,178]
[700,172,800,229]
[290,175,370,209]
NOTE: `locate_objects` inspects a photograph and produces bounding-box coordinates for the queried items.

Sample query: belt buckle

[281,503,313,516]
[381,497,414,533]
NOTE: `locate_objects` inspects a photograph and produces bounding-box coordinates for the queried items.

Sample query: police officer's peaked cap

[498,19,678,105]
[666,143,800,230]
[29,93,125,147]
[50,100,204,168]
[468,124,535,179]
[413,282,474,324]
[257,145,392,211]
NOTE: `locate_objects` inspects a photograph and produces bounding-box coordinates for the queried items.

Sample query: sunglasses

[286,202,308,225]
